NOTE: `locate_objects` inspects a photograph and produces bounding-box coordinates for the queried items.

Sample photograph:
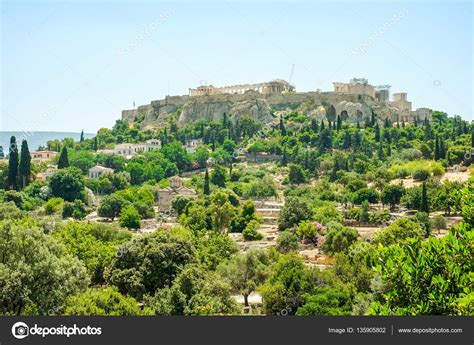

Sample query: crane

[289,64,295,85]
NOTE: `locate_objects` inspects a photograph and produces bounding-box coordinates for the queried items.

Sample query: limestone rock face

[122,91,428,129]
[178,94,273,125]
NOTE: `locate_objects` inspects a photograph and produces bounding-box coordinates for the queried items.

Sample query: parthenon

[189,79,294,96]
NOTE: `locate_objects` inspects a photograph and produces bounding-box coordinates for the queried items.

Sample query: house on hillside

[31,150,58,163]
[89,165,114,179]
[157,176,197,211]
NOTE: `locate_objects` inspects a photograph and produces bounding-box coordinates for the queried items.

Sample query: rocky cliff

[121,91,425,130]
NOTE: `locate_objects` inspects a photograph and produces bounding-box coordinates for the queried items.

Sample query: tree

[195,232,238,270]
[218,249,270,307]
[57,146,70,169]
[318,129,332,152]
[160,141,189,171]
[288,163,307,184]
[80,130,85,142]
[242,220,263,241]
[62,200,88,220]
[0,218,89,315]
[279,115,287,136]
[369,224,472,315]
[471,124,474,148]
[296,286,351,315]
[49,167,85,202]
[171,195,193,215]
[374,123,380,142]
[434,136,440,160]
[92,136,98,151]
[336,114,342,131]
[108,230,195,299]
[64,287,151,315]
[381,184,405,210]
[54,221,131,284]
[231,200,259,232]
[351,187,379,205]
[222,112,228,128]
[420,182,429,213]
[276,230,299,253]
[18,140,31,188]
[146,264,240,315]
[374,217,422,246]
[278,197,312,231]
[360,200,370,222]
[7,136,19,190]
[44,197,64,215]
[119,205,141,230]
[322,221,358,255]
[204,168,210,195]
[260,254,320,315]
[98,194,128,221]
[210,164,227,187]
[210,191,235,232]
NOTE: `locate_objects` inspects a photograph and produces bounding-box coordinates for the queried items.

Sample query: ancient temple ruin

[189,79,294,96]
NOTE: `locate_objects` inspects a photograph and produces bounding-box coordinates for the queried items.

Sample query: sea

[0,131,95,152]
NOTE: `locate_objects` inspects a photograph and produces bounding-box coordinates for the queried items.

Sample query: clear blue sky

[1,0,472,133]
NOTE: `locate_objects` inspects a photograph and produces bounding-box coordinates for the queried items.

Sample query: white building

[97,139,161,159]
[185,139,203,154]
[89,165,114,179]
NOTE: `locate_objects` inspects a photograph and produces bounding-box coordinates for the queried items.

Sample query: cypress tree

[375,123,380,142]
[439,138,446,159]
[370,111,376,127]
[342,130,352,150]
[336,114,342,131]
[420,182,429,213]
[311,118,319,133]
[377,144,384,160]
[204,168,210,195]
[279,116,287,136]
[80,130,84,142]
[58,146,69,169]
[281,146,288,166]
[0,146,4,159]
[356,121,360,129]
[471,125,474,148]
[19,139,31,188]
[223,112,228,128]
[434,136,440,161]
[92,137,98,151]
[320,120,325,130]
[7,136,19,190]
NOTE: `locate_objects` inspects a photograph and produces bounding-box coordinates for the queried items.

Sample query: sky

[1,0,472,133]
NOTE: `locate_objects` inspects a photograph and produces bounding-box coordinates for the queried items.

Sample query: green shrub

[242,220,263,241]
[276,231,299,253]
[374,217,422,246]
[44,197,64,215]
[119,205,141,230]
[62,200,88,220]
[295,221,318,242]
[431,215,446,231]
[322,222,358,255]
[412,169,430,181]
